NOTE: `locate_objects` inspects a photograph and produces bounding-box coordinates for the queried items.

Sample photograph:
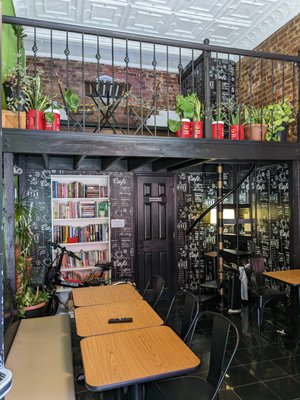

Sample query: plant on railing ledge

[168,93,204,139]
[220,100,245,140]
[264,99,295,142]
[243,105,268,141]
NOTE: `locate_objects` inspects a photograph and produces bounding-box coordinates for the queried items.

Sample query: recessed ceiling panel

[12,0,300,50]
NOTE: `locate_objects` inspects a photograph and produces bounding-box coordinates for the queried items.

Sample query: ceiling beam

[167,158,216,171]
[74,155,86,170]
[101,156,123,170]
[127,157,161,171]
[42,154,49,169]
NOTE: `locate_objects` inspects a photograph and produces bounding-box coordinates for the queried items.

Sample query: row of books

[61,269,111,284]
[52,181,108,199]
[53,223,109,243]
[59,249,108,269]
[53,201,109,219]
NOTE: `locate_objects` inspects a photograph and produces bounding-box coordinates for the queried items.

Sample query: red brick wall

[26,56,179,128]
[237,14,299,139]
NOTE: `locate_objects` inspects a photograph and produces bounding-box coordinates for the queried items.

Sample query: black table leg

[132,384,143,400]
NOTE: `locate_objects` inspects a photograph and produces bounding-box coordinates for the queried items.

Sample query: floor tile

[264,376,300,400]
[272,356,300,375]
[234,382,280,400]
[244,360,288,381]
[224,365,259,387]
[234,346,266,364]
[254,343,293,360]
[219,389,241,399]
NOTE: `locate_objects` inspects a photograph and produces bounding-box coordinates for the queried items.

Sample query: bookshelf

[51,175,111,282]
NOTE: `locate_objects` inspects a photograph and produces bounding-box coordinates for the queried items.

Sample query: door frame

[133,172,178,297]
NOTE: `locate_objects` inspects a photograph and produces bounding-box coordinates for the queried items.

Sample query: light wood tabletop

[72,284,143,307]
[263,269,300,285]
[74,300,163,337]
[80,325,200,392]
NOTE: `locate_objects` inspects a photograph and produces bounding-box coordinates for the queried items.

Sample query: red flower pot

[230,124,244,140]
[176,129,181,137]
[212,121,224,139]
[191,121,203,139]
[44,110,61,131]
[181,119,191,138]
[26,110,45,130]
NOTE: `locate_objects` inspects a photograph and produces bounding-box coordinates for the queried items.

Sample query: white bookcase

[51,174,111,281]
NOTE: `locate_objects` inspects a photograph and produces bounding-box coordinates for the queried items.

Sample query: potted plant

[221,100,244,140]
[264,99,295,142]
[64,88,79,113]
[192,94,204,139]
[16,255,50,318]
[243,105,268,141]
[25,73,52,130]
[212,105,225,140]
[168,94,195,138]
[14,194,36,291]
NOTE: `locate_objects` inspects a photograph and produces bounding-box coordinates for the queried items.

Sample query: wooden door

[135,174,176,301]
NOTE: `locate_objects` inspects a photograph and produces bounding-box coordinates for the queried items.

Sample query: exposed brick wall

[237,14,300,139]
[26,56,179,127]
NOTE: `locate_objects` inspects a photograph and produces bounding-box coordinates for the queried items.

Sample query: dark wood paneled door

[136,174,176,301]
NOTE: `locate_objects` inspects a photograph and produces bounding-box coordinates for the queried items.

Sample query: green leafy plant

[264,100,295,141]
[168,93,201,132]
[64,88,79,113]
[243,105,267,125]
[194,94,204,121]
[212,104,224,122]
[25,73,52,111]
[14,194,36,258]
[221,100,244,125]
[16,255,50,317]
[3,66,33,111]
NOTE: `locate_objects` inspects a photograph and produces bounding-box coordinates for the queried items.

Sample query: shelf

[223,204,251,208]
[58,241,110,246]
[53,217,108,223]
[224,218,257,224]
[52,197,109,202]
[61,266,102,272]
[223,233,252,237]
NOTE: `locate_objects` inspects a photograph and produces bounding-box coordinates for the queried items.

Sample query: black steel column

[297,49,300,142]
[217,164,225,309]
[203,38,212,139]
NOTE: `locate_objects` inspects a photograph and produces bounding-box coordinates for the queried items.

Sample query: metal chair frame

[142,275,165,310]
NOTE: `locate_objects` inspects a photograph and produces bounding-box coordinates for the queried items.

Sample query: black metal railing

[2,15,300,142]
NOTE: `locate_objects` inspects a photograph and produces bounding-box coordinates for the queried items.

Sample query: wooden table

[72,284,143,307]
[264,269,300,342]
[80,325,200,400]
[264,269,300,285]
[74,300,163,337]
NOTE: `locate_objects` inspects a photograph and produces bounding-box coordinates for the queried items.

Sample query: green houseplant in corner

[264,100,295,142]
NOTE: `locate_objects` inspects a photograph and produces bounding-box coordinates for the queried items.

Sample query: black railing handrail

[3,15,300,64]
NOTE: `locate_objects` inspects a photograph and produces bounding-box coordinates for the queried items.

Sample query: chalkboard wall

[25,169,135,282]
[25,163,290,289]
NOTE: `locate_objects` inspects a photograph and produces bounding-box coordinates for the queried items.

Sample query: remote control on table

[108,317,133,323]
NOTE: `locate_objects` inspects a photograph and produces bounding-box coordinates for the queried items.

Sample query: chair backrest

[251,256,265,288]
[192,311,239,397]
[142,275,165,309]
[164,290,199,345]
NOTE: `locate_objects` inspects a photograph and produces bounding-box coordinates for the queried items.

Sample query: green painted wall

[2,0,25,109]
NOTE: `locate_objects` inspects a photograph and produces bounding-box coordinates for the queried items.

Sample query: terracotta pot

[26,110,45,130]
[181,119,191,138]
[212,121,224,139]
[44,111,60,131]
[230,124,244,140]
[244,124,267,141]
[23,302,46,318]
[191,121,203,139]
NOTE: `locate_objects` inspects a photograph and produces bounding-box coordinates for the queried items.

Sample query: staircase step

[200,280,218,289]
[220,249,251,262]
[223,233,252,237]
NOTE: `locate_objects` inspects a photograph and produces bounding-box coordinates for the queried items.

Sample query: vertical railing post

[203,38,212,139]
[217,163,225,309]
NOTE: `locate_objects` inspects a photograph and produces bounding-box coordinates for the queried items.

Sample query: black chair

[142,275,165,309]
[250,256,286,331]
[164,290,199,346]
[145,311,239,400]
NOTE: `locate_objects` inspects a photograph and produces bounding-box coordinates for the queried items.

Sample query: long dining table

[72,284,201,400]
